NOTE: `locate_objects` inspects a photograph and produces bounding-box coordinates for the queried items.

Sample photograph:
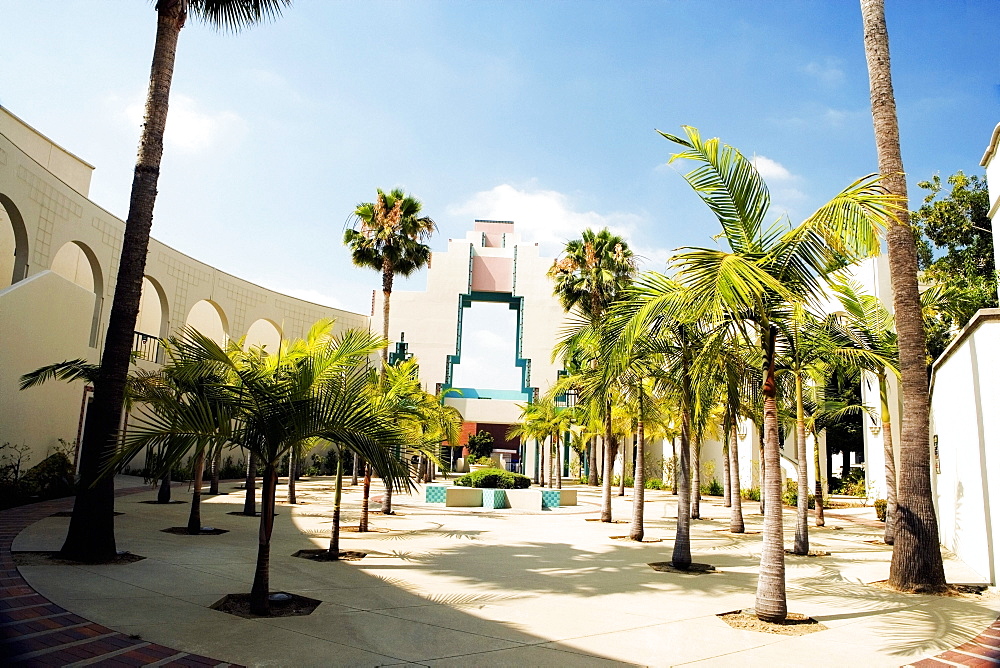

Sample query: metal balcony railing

[132,331,164,364]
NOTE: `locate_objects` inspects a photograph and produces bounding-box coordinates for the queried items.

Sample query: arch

[244,318,282,352]
[137,275,170,339]
[185,299,229,345]
[50,240,104,347]
[0,193,29,288]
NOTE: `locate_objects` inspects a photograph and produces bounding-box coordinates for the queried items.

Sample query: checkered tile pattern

[541,490,562,508]
[424,485,447,503]
[482,489,507,509]
[0,487,242,667]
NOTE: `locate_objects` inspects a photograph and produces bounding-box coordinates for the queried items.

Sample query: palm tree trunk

[287,450,296,505]
[588,436,599,486]
[556,432,563,490]
[187,448,205,534]
[381,262,393,366]
[630,404,646,541]
[249,463,278,616]
[243,452,257,515]
[209,448,221,495]
[730,428,745,533]
[813,427,825,527]
[61,3,185,564]
[758,427,766,515]
[880,373,898,544]
[360,464,371,532]
[671,438,678,495]
[861,0,946,592]
[793,372,810,555]
[328,450,343,560]
[691,440,701,519]
[756,324,787,622]
[352,451,359,485]
[673,335,693,569]
[672,366,693,568]
[617,436,627,496]
[601,406,614,522]
[723,439,732,508]
[157,470,171,503]
[381,481,394,514]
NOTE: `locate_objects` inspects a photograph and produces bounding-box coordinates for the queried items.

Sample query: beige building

[0,106,367,470]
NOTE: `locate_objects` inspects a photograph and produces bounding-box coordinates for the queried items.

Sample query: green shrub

[646,479,664,490]
[874,498,887,522]
[454,468,531,489]
[781,481,815,509]
[701,478,724,496]
[740,487,760,502]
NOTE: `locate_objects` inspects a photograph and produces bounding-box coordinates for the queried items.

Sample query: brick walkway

[0,488,240,667]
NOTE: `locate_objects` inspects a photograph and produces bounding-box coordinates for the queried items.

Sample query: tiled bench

[424,485,482,507]
[424,485,577,509]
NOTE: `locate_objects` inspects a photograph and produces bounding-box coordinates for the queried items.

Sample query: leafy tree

[466,430,495,462]
[913,171,996,360]
[63,0,290,565]
[861,0,948,592]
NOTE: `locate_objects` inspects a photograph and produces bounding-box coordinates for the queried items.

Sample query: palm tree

[829,280,901,543]
[62,0,290,564]
[344,187,436,515]
[606,276,710,566]
[659,126,894,621]
[121,321,408,615]
[860,0,947,591]
[549,228,637,516]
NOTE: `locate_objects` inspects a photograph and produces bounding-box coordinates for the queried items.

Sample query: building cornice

[982,122,1000,167]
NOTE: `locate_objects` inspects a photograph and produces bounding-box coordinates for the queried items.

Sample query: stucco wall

[930,309,1000,583]
[0,106,370,466]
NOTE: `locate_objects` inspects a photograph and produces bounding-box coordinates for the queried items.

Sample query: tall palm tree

[121,321,408,615]
[860,0,947,591]
[344,187,435,514]
[659,126,894,621]
[62,0,291,564]
[549,228,637,517]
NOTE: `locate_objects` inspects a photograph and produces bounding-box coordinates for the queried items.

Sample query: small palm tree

[829,280,901,542]
[121,321,408,615]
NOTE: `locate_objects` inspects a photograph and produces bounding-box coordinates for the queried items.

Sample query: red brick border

[0,488,241,667]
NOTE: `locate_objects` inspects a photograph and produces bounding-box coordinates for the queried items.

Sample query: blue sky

[1,0,997,322]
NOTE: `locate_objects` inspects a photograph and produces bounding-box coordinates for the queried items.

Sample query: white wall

[930,310,1000,583]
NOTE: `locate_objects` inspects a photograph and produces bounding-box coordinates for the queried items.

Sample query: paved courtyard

[5,477,1000,667]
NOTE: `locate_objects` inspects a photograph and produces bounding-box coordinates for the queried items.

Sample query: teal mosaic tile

[541,490,562,508]
[425,485,447,503]
[482,489,507,509]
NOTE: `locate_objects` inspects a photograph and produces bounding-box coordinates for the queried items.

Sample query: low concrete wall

[445,487,483,507]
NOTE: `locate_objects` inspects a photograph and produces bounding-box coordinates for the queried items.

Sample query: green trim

[444,290,532,400]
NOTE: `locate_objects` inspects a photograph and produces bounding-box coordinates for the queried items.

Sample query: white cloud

[124,93,247,154]
[801,59,845,86]
[448,183,645,257]
[751,155,795,182]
